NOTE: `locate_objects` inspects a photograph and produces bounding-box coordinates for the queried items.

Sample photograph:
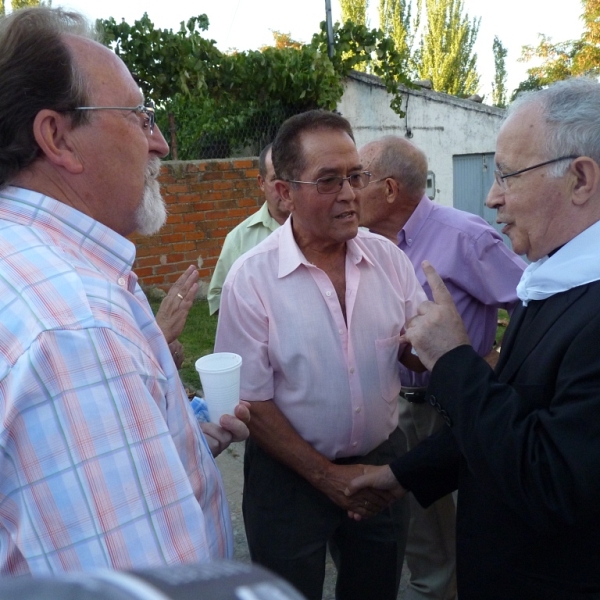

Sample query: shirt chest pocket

[375,335,402,404]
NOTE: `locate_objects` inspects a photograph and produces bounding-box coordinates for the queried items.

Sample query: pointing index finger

[422,261,453,306]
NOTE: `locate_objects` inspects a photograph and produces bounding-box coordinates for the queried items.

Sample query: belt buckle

[401,389,426,404]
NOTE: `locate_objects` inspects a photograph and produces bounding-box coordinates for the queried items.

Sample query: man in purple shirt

[358,136,526,600]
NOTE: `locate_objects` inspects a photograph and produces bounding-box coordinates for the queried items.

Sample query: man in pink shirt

[215,110,427,600]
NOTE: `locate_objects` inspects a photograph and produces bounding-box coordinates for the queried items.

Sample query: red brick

[161,233,185,244]
[173,242,196,252]
[213,181,233,191]
[185,231,207,241]
[238,198,258,207]
[233,160,253,169]
[183,213,206,223]
[173,223,197,233]
[200,171,224,181]
[164,184,189,194]
[217,161,233,171]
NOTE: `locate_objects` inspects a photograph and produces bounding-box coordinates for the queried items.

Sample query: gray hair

[258,143,272,179]
[508,78,600,177]
[368,136,428,200]
[0,7,95,188]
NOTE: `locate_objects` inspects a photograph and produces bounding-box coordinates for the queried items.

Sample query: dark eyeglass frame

[368,176,393,185]
[494,155,578,190]
[287,171,372,194]
[69,101,156,135]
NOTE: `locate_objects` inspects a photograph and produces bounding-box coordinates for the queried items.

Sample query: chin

[135,160,168,236]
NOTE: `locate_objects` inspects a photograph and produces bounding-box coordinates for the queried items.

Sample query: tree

[101,13,414,160]
[515,0,598,93]
[415,0,480,97]
[340,0,369,26]
[378,0,417,70]
[492,36,508,108]
[11,0,42,8]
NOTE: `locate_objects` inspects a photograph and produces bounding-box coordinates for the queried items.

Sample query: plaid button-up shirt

[0,187,232,576]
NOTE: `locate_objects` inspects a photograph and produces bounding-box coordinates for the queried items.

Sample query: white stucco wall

[337,71,506,207]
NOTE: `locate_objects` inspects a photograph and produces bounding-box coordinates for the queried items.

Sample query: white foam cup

[195,353,242,423]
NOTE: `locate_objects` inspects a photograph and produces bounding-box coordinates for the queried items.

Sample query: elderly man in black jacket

[348,77,600,600]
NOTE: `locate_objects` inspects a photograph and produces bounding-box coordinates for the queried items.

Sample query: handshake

[319,463,406,520]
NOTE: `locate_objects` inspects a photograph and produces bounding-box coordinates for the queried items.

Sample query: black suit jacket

[392,281,600,599]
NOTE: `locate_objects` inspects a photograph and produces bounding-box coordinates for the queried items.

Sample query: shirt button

[355,406,361,413]
[117,277,126,286]
[339,329,344,335]
[407,238,412,244]
[326,291,332,297]
[349,367,355,374]
[352,441,358,447]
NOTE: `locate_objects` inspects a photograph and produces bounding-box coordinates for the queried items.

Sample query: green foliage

[312,20,413,114]
[340,0,369,26]
[379,0,418,72]
[415,0,481,96]
[99,13,413,159]
[492,36,508,108]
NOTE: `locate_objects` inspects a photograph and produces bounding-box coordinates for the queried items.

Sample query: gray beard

[134,157,167,236]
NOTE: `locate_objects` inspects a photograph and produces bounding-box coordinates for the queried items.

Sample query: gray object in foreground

[0,560,306,600]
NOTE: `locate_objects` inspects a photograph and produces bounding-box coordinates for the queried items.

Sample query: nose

[338,177,357,201]
[485,180,504,209]
[150,124,171,158]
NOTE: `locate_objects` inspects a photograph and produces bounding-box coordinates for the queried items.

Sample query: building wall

[130,158,262,294]
[337,72,506,207]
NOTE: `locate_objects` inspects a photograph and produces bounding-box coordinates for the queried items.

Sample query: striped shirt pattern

[0,187,232,576]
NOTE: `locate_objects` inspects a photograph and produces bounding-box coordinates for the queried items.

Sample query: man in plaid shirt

[0,7,249,575]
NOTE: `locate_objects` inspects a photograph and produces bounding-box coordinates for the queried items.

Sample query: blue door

[453,153,513,249]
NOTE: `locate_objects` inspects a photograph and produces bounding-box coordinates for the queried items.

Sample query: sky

[56,0,586,101]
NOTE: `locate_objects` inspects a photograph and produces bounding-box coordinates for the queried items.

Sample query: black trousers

[243,428,409,600]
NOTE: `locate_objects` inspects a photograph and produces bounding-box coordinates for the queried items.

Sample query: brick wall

[130,158,262,294]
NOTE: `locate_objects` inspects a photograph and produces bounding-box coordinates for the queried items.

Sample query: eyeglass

[70,101,156,135]
[494,155,578,190]
[368,176,393,185]
[288,171,371,194]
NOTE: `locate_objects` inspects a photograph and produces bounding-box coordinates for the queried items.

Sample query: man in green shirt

[207,143,289,315]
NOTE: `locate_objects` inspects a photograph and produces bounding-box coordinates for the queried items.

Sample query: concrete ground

[216,442,411,600]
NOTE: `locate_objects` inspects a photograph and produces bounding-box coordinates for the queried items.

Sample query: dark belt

[399,386,428,404]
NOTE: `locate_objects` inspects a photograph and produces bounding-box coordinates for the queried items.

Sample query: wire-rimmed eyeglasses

[70,101,156,135]
[287,171,371,194]
[494,155,578,190]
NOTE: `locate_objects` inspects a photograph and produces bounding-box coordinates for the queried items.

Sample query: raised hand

[156,265,199,344]
[400,261,470,371]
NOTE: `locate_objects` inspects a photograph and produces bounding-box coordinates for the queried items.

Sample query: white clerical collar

[517,220,600,305]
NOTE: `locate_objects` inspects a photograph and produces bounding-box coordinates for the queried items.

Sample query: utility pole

[325,0,334,58]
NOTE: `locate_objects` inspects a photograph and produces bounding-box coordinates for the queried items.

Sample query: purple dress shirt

[398,196,526,387]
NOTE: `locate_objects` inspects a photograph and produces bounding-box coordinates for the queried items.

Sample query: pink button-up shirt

[215,218,426,460]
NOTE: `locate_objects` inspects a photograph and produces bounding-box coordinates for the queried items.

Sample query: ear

[32,109,84,174]
[570,156,600,206]
[257,174,265,191]
[385,177,399,204]
[275,180,295,211]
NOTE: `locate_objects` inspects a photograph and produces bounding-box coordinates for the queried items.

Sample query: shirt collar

[0,186,136,282]
[398,194,433,246]
[247,202,280,231]
[278,216,373,278]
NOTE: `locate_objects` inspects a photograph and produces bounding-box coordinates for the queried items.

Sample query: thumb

[345,474,370,497]
[422,261,453,306]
